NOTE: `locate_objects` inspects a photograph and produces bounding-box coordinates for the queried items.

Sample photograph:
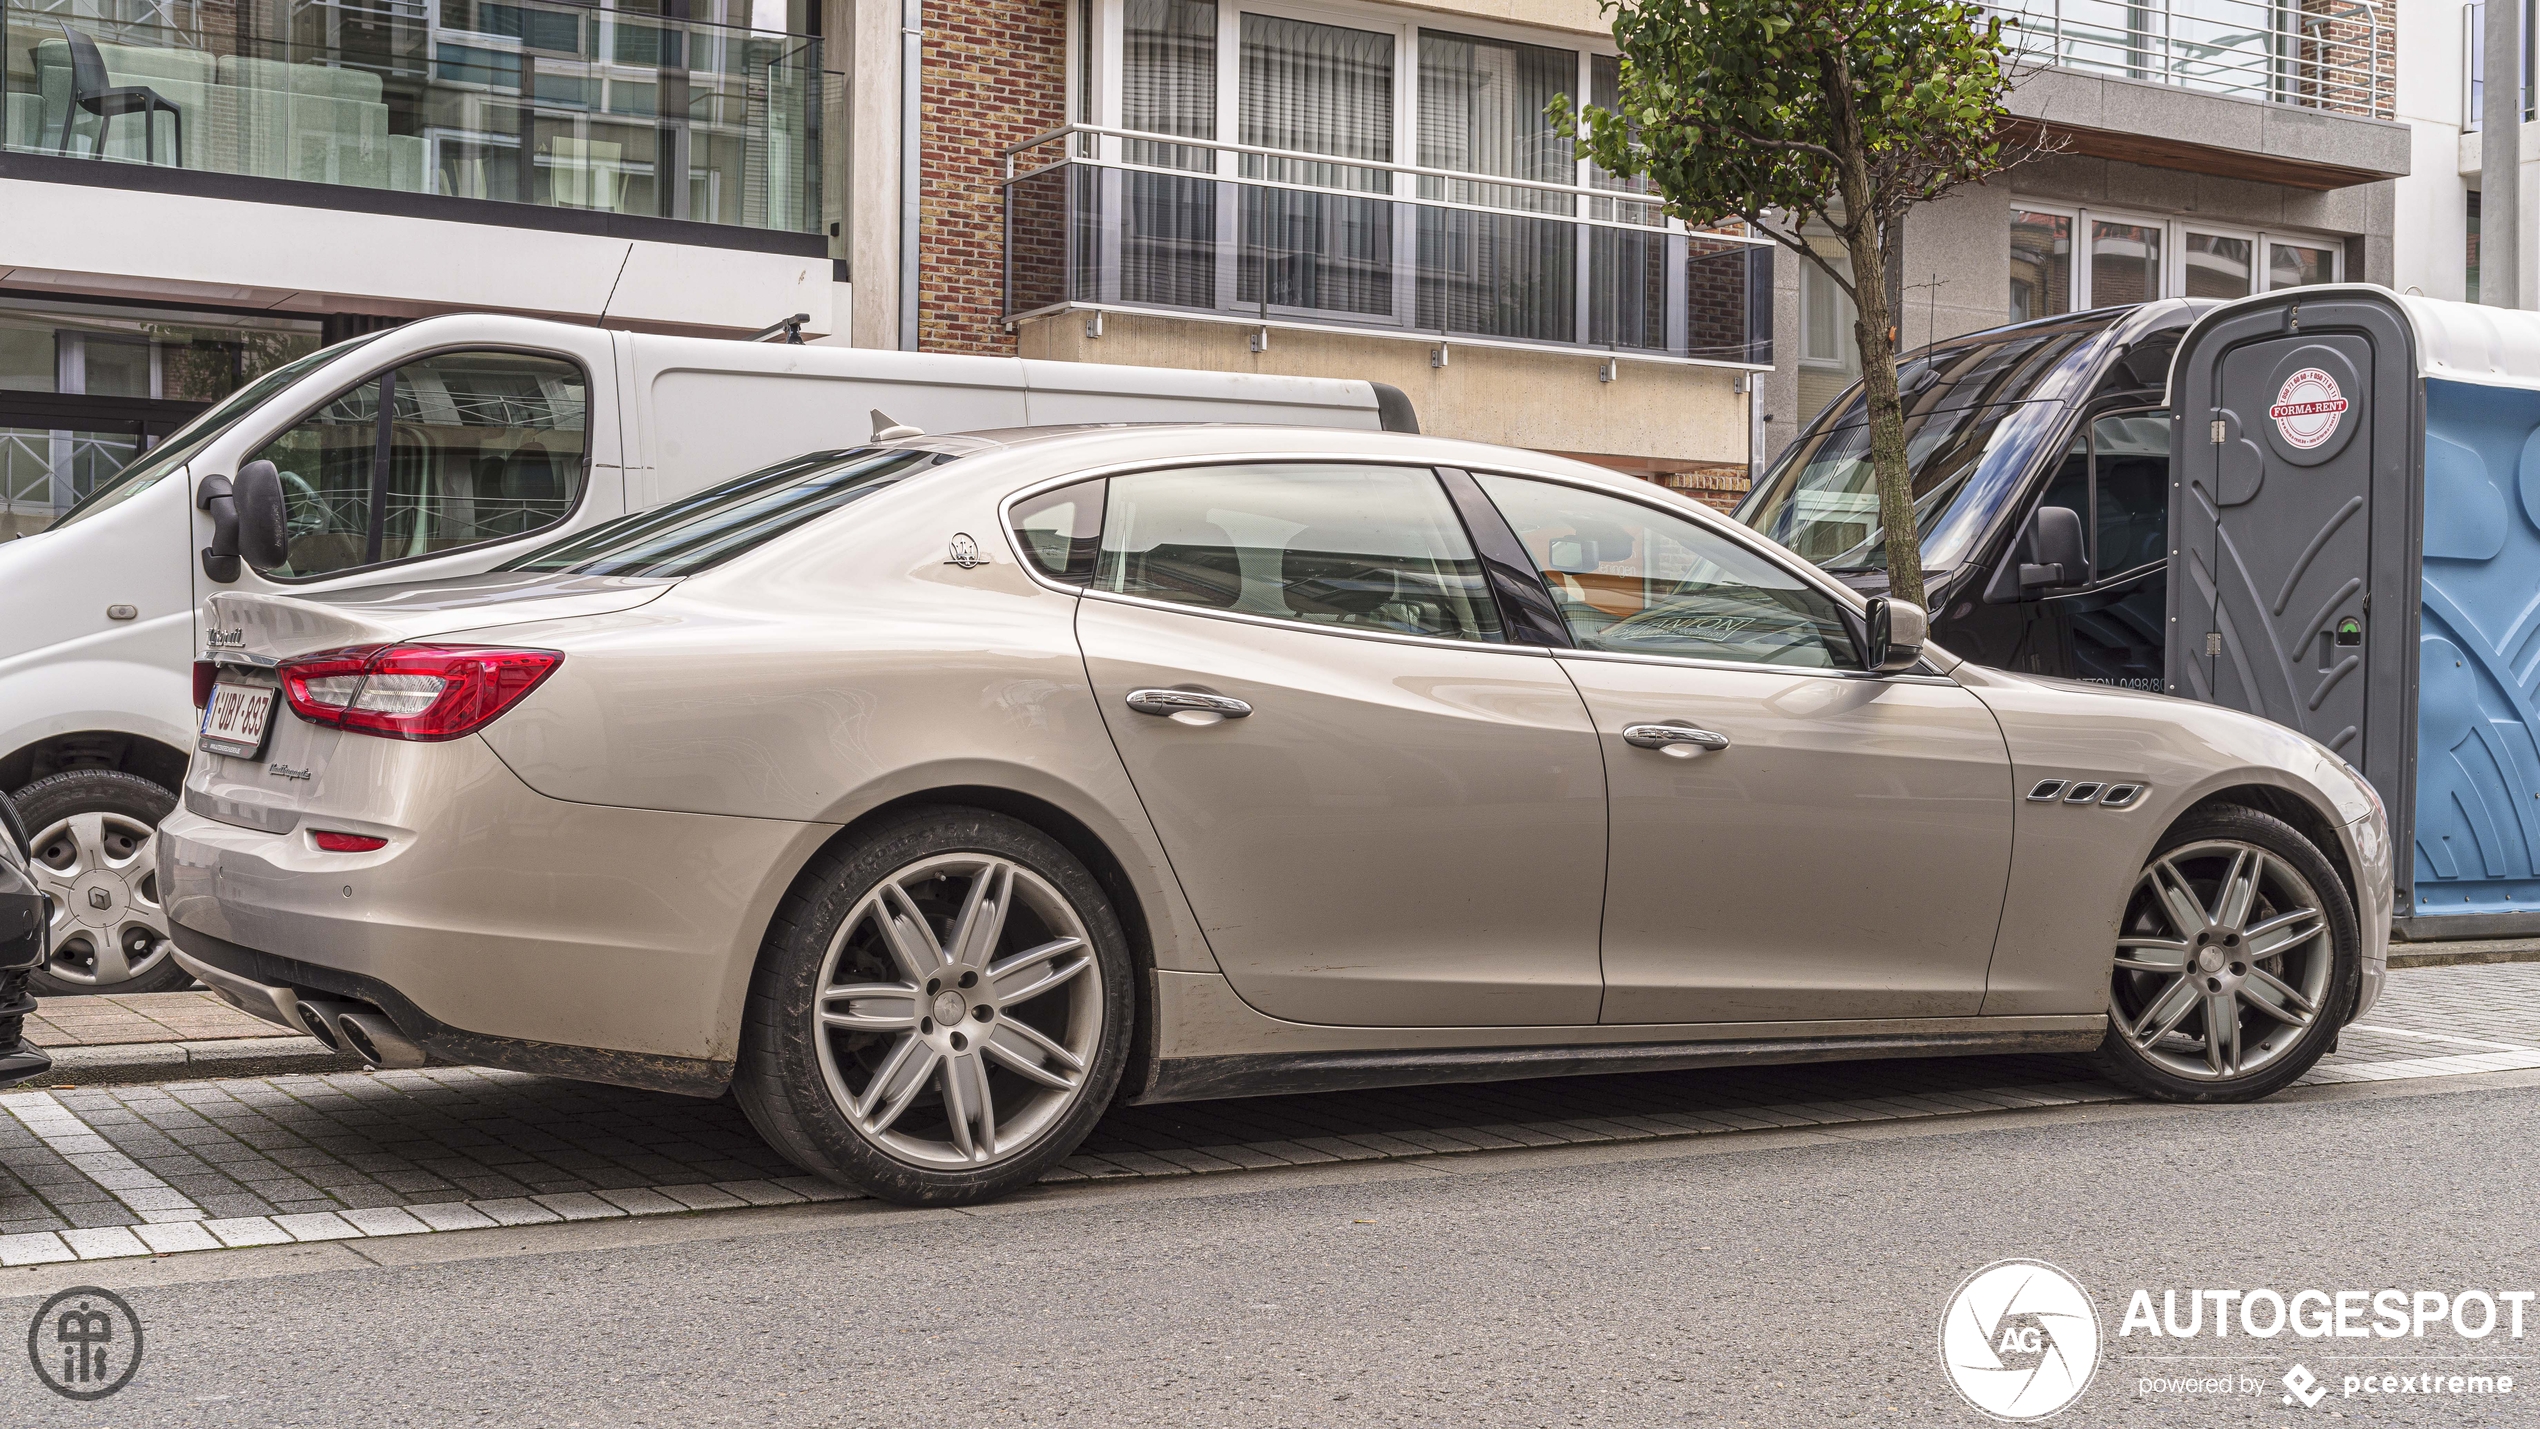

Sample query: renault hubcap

[29,811,172,987]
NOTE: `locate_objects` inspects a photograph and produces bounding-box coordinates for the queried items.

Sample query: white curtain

[1238,13,1395,316]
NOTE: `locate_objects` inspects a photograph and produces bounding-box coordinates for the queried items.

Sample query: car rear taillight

[311,831,387,852]
[278,644,562,742]
[193,660,216,710]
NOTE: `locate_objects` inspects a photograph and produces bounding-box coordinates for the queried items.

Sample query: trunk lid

[204,572,674,663]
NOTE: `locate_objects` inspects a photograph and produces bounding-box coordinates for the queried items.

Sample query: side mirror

[233,460,290,572]
[2018,505,2087,593]
[1865,596,1929,674]
[196,474,238,583]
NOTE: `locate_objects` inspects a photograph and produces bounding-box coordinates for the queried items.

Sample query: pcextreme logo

[1941,1260,2102,1421]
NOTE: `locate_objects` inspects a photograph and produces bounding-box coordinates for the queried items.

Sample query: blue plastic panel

[2414,378,2540,917]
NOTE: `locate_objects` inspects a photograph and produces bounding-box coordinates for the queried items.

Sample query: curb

[34,1036,367,1086]
[2387,939,2540,970]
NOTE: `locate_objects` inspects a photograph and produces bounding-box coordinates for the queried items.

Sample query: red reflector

[311,831,387,853]
[278,644,562,742]
[193,660,217,710]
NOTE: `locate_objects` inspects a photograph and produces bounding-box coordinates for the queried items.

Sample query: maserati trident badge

[945,534,986,569]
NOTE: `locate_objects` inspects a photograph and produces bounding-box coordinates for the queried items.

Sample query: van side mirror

[1865,596,1928,674]
[2018,505,2087,593]
[233,460,289,571]
[196,474,238,582]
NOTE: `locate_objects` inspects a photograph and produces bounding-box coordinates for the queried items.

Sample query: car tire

[16,770,192,997]
[733,806,1133,1206]
[2090,805,2361,1103]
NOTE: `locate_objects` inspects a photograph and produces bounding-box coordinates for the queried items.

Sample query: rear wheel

[734,808,1132,1205]
[16,770,191,996]
[2091,806,2359,1102]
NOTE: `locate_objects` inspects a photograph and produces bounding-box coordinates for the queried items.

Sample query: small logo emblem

[1941,1260,2100,1420]
[2282,1363,2328,1409]
[28,1286,144,1401]
[266,763,312,782]
[2267,367,2348,450]
[945,534,986,569]
[205,626,246,649]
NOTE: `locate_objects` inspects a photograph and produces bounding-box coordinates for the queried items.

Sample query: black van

[1739,299,2212,687]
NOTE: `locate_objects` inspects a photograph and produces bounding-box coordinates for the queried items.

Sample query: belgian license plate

[200,682,276,759]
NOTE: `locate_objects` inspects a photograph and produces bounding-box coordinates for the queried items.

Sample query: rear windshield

[503,447,948,577]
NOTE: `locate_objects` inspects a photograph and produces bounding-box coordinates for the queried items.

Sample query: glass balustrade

[2,0,827,233]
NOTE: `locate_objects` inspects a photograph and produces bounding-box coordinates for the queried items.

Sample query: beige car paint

[1078,595,1608,1028]
[159,424,2393,1095]
[1557,652,2014,1023]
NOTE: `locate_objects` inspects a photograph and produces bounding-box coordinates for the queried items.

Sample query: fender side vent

[2063,782,2105,804]
[2026,779,2068,802]
[2100,784,2144,809]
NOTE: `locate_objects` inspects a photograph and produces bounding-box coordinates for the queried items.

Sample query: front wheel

[733,808,1132,1206]
[2091,806,2360,1102]
[17,770,192,996]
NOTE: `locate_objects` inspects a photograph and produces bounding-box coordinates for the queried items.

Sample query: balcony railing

[1994,0,2391,119]
[1002,124,1773,370]
[2,0,829,233]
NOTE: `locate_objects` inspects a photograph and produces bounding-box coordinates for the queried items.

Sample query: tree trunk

[1822,55,1925,612]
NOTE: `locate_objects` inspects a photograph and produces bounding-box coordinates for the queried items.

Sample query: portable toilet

[2167,285,2540,940]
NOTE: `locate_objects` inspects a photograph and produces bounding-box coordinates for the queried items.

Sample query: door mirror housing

[233,459,289,572]
[196,473,239,582]
[1981,504,2090,604]
[1865,596,1928,674]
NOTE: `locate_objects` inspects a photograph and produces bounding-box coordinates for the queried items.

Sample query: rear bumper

[158,736,831,1087]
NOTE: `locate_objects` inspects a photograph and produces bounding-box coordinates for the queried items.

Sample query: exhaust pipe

[294,998,355,1053]
[335,1012,428,1069]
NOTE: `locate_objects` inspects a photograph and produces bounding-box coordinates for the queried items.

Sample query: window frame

[245,343,597,585]
[1000,456,1523,653]
[2004,200,2345,315]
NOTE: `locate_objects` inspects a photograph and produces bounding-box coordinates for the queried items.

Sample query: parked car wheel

[734,808,1133,1206]
[2092,806,2360,1102]
[16,770,191,996]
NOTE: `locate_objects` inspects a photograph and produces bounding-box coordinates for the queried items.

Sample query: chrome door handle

[1126,688,1253,719]
[1622,722,1730,752]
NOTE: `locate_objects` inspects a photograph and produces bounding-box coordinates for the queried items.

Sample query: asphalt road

[4,1067,2537,1427]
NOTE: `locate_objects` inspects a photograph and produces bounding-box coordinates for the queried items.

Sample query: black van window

[2092,412,2171,576]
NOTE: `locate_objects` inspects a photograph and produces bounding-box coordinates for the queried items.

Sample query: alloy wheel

[810,852,1104,1170]
[29,811,174,987]
[2109,838,2332,1082]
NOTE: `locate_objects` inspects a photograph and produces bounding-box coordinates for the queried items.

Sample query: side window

[249,350,588,579]
[2092,411,2170,576]
[1093,463,1503,642]
[1011,478,1105,585]
[1474,472,1861,669]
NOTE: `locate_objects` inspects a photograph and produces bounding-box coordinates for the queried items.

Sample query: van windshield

[502,446,949,577]
[46,334,385,533]
[1739,315,2118,573]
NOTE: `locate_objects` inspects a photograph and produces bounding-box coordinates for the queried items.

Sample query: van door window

[2092,411,2171,576]
[249,350,588,579]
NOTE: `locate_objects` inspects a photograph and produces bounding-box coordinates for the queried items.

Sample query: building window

[2009,210,2071,321]
[1023,0,1774,366]
[2267,241,2336,291]
[2089,220,2163,306]
[2182,232,2254,299]
[2469,191,2483,304]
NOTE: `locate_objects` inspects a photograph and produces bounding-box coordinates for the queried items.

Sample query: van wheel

[733,808,1132,1206]
[17,770,192,996]
[2091,806,2359,1102]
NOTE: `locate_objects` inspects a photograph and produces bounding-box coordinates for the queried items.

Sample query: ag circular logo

[1940,1260,2099,1420]
[26,1285,144,1400]
[2267,367,2348,450]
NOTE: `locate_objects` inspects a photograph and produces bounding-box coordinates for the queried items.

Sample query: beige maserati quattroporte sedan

[161,426,2390,1204]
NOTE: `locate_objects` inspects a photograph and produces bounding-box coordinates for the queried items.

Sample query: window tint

[1011,479,1104,584]
[1095,463,1501,642]
[1477,473,1859,669]
[505,447,936,577]
[2093,412,2169,575]
[250,348,588,578]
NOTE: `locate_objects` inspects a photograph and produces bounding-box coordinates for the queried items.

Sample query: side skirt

[1132,1027,2107,1106]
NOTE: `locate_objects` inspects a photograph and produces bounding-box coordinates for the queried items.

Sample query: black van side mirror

[196,473,239,582]
[1983,505,2089,604]
[233,460,290,571]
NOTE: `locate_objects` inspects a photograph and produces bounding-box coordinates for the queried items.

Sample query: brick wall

[919,0,1068,354]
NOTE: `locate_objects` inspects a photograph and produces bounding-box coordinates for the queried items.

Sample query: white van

[0,313,1412,994]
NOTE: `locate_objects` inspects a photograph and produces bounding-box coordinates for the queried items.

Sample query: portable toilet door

[2170,285,2540,940]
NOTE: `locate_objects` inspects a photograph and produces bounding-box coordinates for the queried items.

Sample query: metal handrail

[1001,120,1766,246]
[1993,0,2391,120]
